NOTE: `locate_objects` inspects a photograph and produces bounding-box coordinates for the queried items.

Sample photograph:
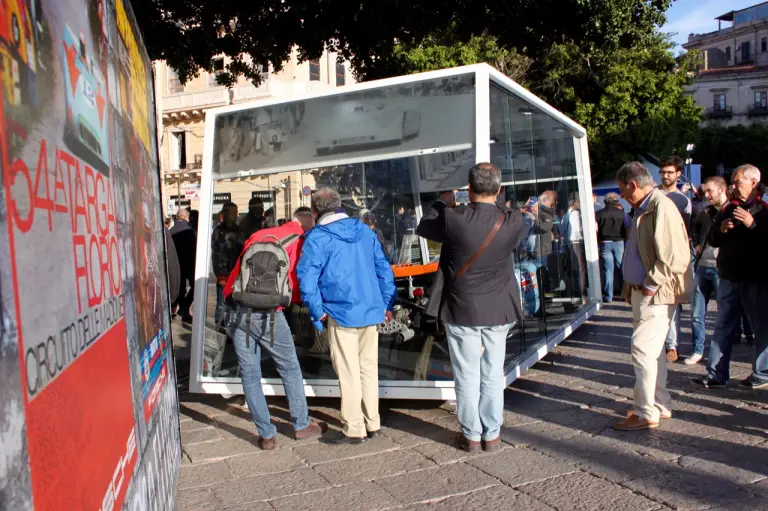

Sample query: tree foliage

[134,0,700,179]
[694,124,768,182]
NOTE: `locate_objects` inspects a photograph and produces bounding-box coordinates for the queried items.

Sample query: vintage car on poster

[315,101,421,156]
[61,24,110,176]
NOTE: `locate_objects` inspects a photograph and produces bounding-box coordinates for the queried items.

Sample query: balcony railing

[748,104,768,117]
[706,106,733,119]
[163,78,271,112]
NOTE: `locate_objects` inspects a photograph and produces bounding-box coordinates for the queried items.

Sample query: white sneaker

[683,353,703,365]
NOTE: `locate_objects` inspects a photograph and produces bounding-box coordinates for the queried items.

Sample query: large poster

[0,0,180,510]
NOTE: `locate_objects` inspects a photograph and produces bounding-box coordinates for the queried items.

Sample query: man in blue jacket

[298,188,396,445]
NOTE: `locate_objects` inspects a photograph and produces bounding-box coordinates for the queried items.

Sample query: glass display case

[188,64,601,399]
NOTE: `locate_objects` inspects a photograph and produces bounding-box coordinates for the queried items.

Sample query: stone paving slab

[269,481,399,511]
[213,467,330,507]
[173,302,764,510]
[374,463,498,506]
[468,447,578,487]
[224,449,307,479]
[313,448,435,485]
[405,485,556,510]
[519,471,662,511]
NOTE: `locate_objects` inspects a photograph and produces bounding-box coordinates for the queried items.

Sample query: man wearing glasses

[657,156,693,363]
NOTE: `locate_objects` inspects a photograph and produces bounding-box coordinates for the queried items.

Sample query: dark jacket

[692,205,717,248]
[211,222,243,279]
[164,227,181,304]
[595,205,626,242]
[707,197,768,283]
[534,205,555,257]
[170,219,197,276]
[416,200,528,327]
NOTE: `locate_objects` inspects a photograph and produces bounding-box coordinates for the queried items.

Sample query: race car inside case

[61,24,110,176]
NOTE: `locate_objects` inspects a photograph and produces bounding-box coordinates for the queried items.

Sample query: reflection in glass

[212,75,476,179]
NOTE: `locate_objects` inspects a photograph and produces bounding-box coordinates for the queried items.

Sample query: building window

[756,91,768,108]
[725,46,730,61]
[713,94,726,111]
[168,67,184,94]
[209,57,225,86]
[335,62,345,86]
[763,37,767,53]
[309,59,320,81]
[742,41,751,62]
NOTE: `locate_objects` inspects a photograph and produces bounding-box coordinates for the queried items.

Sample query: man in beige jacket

[614,162,693,431]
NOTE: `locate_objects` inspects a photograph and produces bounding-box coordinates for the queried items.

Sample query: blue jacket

[297,217,396,331]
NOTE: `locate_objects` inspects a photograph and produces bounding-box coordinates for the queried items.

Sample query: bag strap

[454,213,505,279]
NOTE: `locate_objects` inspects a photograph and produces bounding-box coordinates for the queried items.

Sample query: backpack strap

[454,213,505,279]
[257,233,300,246]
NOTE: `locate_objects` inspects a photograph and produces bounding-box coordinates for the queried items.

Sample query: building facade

[154,49,353,218]
[683,2,768,127]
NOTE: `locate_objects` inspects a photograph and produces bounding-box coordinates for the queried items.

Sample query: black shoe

[323,431,367,445]
[367,429,382,439]
[180,314,193,324]
[693,376,726,389]
[743,335,755,346]
[739,375,768,389]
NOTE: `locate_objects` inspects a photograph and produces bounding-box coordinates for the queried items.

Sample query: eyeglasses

[659,171,679,176]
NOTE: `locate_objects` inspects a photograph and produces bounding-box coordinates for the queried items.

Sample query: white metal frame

[188,64,601,399]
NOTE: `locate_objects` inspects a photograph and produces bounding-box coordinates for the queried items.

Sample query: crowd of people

[602,160,767,431]
[162,156,766,448]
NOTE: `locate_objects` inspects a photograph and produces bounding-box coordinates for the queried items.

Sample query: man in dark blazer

[417,162,527,453]
[170,208,197,322]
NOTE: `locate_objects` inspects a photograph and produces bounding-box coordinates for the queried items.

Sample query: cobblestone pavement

[174,303,768,510]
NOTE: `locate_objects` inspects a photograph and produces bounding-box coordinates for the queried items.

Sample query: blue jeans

[444,323,511,442]
[706,280,768,383]
[691,266,719,355]
[665,252,693,351]
[599,241,624,302]
[228,306,310,439]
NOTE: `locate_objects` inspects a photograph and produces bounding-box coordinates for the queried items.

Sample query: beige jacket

[626,188,693,305]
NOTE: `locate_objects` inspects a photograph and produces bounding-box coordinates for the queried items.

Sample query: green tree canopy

[695,124,768,182]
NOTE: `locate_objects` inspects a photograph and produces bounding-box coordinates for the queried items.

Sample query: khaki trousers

[327,318,381,437]
[630,289,675,422]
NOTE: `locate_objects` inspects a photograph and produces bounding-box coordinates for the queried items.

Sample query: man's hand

[733,208,755,228]
[385,311,394,322]
[319,313,328,322]
[217,278,227,287]
[439,190,457,208]
[695,245,702,256]
[721,219,735,233]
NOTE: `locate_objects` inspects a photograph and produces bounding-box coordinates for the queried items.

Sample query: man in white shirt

[658,156,692,363]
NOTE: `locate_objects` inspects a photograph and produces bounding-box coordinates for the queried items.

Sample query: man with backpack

[298,189,396,445]
[223,207,324,450]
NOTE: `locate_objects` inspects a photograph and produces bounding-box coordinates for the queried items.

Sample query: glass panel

[489,83,588,365]
[201,155,462,381]
[211,74,476,178]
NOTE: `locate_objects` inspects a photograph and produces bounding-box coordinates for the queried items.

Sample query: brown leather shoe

[482,437,502,452]
[626,409,671,420]
[259,436,277,450]
[454,432,481,453]
[613,415,659,431]
[294,421,327,440]
[666,349,678,363]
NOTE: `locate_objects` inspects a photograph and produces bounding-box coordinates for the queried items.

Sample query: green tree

[134,0,672,88]
[695,124,768,182]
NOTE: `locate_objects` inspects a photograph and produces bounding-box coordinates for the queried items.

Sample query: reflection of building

[188,64,601,401]
[683,2,768,127]
[154,49,354,216]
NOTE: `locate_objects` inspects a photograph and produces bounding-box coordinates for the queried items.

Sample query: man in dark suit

[417,162,527,453]
[170,208,197,322]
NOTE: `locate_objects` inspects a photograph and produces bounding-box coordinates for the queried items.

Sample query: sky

[662,0,760,51]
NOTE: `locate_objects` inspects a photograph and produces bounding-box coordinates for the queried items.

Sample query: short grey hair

[733,164,761,183]
[176,208,189,220]
[311,188,342,215]
[616,161,654,188]
[468,162,501,196]
[604,192,620,205]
